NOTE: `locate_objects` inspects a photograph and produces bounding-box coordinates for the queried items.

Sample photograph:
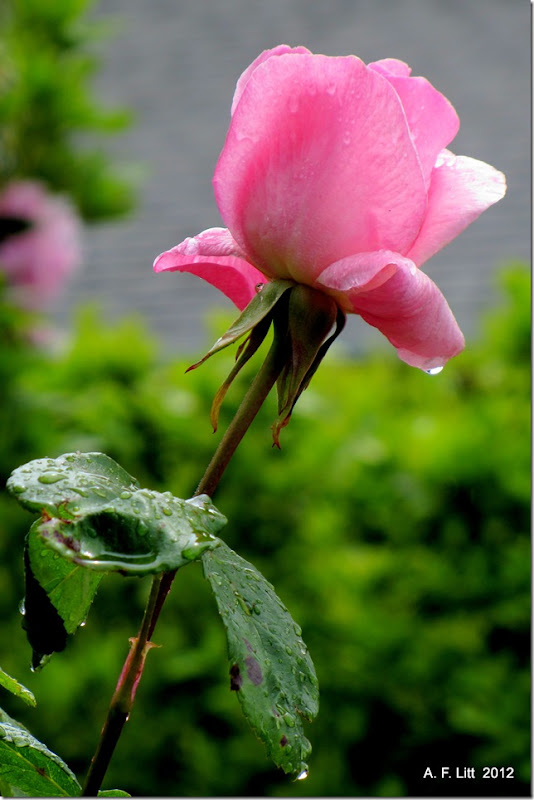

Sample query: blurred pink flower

[154,46,506,371]
[0,180,82,309]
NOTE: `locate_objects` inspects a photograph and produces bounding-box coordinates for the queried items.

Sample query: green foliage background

[0,0,135,219]
[0,266,529,797]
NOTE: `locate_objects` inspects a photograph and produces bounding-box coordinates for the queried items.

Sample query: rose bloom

[154,46,506,371]
[0,180,82,309]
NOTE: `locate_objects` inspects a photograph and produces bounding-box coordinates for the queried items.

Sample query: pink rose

[0,180,82,309]
[154,46,506,371]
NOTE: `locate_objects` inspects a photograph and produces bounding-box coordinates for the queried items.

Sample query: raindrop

[426,366,443,376]
[38,472,64,484]
[296,768,309,781]
[19,599,25,616]
[79,620,86,628]
[10,484,26,494]
[255,283,265,293]
[120,491,132,500]
[162,506,173,516]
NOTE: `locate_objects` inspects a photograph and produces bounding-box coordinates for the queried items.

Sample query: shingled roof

[51,0,530,359]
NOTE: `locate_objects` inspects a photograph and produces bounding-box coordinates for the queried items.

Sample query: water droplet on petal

[255,282,265,293]
[426,366,444,376]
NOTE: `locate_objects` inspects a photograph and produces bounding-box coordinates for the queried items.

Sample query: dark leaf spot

[244,655,263,685]
[35,766,46,776]
[280,735,288,747]
[229,663,242,691]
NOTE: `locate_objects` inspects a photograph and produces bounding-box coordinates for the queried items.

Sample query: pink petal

[316,250,464,370]
[406,150,507,266]
[0,180,81,307]
[231,45,311,115]
[214,53,427,284]
[153,227,266,310]
[368,58,412,78]
[369,65,459,189]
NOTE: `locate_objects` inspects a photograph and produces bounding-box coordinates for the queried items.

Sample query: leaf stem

[82,331,286,796]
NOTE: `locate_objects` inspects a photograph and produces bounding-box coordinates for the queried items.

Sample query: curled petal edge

[153,228,266,310]
[316,251,465,371]
[407,151,507,267]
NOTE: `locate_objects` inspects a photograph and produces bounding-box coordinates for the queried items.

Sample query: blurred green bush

[0,264,529,797]
[0,0,135,220]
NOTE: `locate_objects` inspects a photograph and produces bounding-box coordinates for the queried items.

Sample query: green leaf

[22,523,104,670]
[0,668,36,707]
[27,520,104,635]
[202,542,319,777]
[0,715,81,797]
[8,452,227,575]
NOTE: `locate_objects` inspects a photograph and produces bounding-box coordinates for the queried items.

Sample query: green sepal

[273,286,344,446]
[210,313,273,432]
[187,279,295,371]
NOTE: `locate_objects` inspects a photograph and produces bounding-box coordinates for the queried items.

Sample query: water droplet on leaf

[120,491,132,500]
[296,768,309,781]
[38,472,64,484]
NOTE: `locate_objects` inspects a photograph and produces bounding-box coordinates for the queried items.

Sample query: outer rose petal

[316,251,464,370]
[406,150,507,267]
[368,58,412,77]
[153,227,265,310]
[370,62,459,189]
[231,45,311,115]
[214,53,427,283]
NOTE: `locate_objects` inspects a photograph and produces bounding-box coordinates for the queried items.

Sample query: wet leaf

[0,715,81,797]
[22,523,104,669]
[8,452,227,575]
[202,541,319,776]
[0,668,36,707]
